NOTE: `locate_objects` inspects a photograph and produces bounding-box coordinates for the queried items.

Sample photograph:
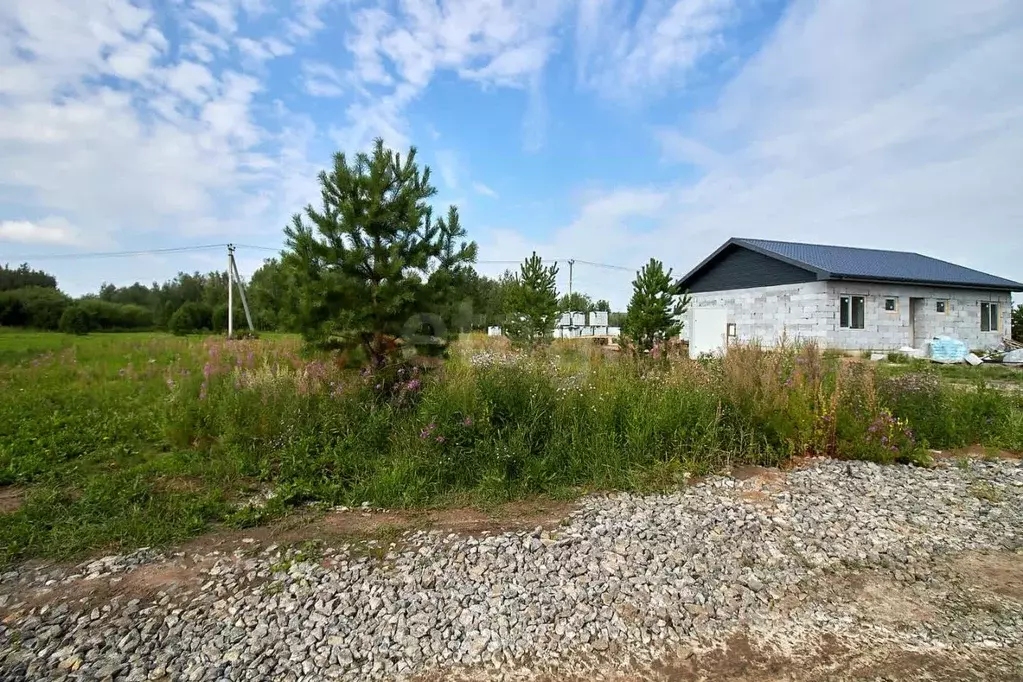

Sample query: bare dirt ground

[0,487,23,515]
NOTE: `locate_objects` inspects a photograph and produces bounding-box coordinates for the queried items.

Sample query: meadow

[1,328,1022,565]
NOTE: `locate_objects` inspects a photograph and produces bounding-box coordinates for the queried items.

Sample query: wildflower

[199,382,208,401]
[435,436,445,444]
[463,417,473,427]
[405,379,421,392]
[166,377,175,390]
[203,362,213,379]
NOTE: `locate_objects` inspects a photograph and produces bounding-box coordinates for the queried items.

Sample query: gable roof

[678,238,1023,292]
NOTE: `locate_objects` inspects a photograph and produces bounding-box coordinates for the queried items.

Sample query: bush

[0,287,71,329]
[75,299,153,331]
[212,304,228,333]
[59,306,91,335]
[168,302,213,335]
[168,308,192,336]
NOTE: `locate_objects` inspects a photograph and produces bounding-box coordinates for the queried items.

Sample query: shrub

[58,306,91,335]
[168,302,213,335]
[0,287,71,329]
[212,304,228,333]
[75,299,153,331]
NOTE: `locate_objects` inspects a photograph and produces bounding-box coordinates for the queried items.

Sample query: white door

[689,308,729,358]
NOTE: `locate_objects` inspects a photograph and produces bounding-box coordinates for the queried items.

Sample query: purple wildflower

[406,379,421,392]
[203,362,213,379]
[435,436,445,444]
[463,417,473,427]
[199,382,208,401]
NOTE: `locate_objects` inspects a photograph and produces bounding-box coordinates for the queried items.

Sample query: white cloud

[301,61,345,97]
[472,182,498,199]
[334,0,571,152]
[435,150,459,190]
[0,0,333,263]
[576,0,739,98]
[0,217,85,246]
[486,0,1023,309]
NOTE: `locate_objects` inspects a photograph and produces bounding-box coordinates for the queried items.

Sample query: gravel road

[2,457,1022,681]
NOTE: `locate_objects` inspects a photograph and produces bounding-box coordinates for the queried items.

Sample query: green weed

[1,330,1021,565]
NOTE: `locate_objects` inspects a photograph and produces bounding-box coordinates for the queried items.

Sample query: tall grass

[1,330,1021,563]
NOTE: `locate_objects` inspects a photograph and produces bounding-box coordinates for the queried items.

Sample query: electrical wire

[3,242,639,272]
[233,243,283,253]
[1,244,227,261]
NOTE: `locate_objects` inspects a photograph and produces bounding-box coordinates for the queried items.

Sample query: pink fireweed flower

[203,362,213,379]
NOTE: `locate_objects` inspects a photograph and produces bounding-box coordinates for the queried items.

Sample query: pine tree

[622,258,690,351]
[503,252,559,346]
[283,138,477,365]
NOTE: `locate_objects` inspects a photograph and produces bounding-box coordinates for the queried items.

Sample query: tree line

[0,257,620,337]
[7,138,1015,352]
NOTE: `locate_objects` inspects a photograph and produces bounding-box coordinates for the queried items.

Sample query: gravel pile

[1,458,1021,681]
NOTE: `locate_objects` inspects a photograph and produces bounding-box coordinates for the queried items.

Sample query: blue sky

[1,0,1021,308]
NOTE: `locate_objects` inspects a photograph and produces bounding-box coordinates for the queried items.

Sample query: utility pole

[567,259,575,328]
[226,244,255,338]
[227,245,233,339]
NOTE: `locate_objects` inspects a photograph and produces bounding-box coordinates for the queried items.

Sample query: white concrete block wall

[682,281,831,346]
[824,283,1011,351]
[682,281,1014,351]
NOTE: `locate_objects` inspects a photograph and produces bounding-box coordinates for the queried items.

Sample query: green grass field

[1,329,1021,566]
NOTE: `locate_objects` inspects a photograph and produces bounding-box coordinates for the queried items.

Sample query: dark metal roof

[678,238,1023,291]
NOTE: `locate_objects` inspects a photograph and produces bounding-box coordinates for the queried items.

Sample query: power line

[2,241,639,273]
[570,259,635,272]
[1,243,226,261]
[233,243,282,253]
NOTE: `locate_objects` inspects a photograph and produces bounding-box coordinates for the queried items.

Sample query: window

[884,298,897,312]
[936,300,947,314]
[840,296,865,329]
[726,322,737,341]
[981,302,999,332]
